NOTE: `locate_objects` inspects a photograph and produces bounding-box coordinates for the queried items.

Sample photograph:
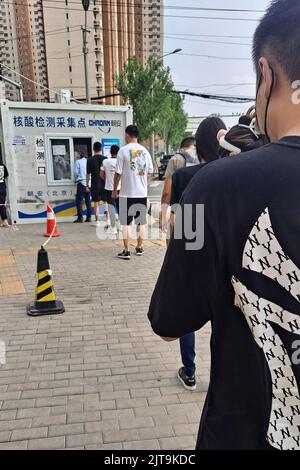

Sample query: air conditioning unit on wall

[55,89,71,104]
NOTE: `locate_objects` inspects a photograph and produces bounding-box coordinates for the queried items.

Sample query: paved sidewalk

[0,223,210,450]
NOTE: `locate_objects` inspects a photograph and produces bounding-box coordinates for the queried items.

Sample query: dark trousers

[105,190,119,228]
[180,332,196,377]
[76,183,92,220]
[0,192,7,221]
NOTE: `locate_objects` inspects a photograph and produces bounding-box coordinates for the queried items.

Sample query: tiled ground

[0,223,210,450]
[0,250,25,296]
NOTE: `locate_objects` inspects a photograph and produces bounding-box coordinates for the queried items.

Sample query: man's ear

[259,57,274,100]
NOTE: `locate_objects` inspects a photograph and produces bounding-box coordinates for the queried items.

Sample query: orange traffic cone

[44,204,60,238]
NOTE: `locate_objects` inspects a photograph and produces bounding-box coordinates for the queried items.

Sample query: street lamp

[150,48,182,162]
[162,48,183,59]
[82,0,90,10]
[82,0,90,103]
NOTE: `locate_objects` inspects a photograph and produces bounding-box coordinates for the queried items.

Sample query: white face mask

[188,148,198,160]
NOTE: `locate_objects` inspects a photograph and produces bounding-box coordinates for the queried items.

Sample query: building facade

[0,0,48,102]
[0,0,163,104]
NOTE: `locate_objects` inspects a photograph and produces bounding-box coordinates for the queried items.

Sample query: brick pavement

[0,223,210,450]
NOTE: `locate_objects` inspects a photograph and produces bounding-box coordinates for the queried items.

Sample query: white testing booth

[0,100,132,224]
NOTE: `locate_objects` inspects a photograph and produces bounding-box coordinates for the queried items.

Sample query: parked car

[158,154,173,180]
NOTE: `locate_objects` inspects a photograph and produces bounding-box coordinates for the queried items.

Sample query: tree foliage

[158,93,188,150]
[114,57,187,146]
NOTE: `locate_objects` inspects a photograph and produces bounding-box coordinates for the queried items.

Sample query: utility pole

[149,49,182,164]
[82,0,91,103]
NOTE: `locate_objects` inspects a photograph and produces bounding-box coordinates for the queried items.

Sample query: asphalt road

[148,179,163,204]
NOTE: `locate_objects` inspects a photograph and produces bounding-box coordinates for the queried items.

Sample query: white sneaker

[94,220,101,227]
[110,227,118,235]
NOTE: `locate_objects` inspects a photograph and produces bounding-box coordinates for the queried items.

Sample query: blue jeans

[180,332,196,377]
[76,183,92,220]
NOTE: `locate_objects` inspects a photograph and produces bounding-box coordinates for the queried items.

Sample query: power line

[167,33,252,39]
[3,0,265,14]
[156,5,263,13]
[187,114,243,119]
[178,53,250,61]
[2,66,255,107]
[5,25,82,43]
[81,90,254,105]
[178,91,254,103]
[0,1,257,48]
[215,84,255,93]
[175,83,255,89]
[0,62,57,93]
[184,98,249,110]
[0,62,81,103]
[40,0,265,13]
[8,41,251,70]
[2,1,261,21]
[164,35,251,47]
[3,25,254,49]
[19,53,83,69]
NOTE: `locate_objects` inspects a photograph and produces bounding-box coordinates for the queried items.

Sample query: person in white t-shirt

[100,145,120,234]
[112,125,153,260]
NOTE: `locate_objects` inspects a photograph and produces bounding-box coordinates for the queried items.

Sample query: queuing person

[112,125,153,260]
[86,142,106,226]
[168,117,226,391]
[0,161,9,227]
[100,145,120,235]
[74,152,92,223]
[160,137,198,232]
[149,0,300,450]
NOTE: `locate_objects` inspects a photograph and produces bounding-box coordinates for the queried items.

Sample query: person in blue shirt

[74,152,92,223]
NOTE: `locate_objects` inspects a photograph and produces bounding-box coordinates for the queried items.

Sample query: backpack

[177,152,199,168]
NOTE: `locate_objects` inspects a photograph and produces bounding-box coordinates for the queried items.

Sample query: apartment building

[0,1,163,104]
[0,0,48,102]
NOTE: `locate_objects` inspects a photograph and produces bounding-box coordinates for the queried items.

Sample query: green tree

[158,93,188,152]
[114,57,175,142]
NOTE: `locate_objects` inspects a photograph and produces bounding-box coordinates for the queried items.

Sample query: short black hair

[238,115,252,126]
[93,141,102,153]
[126,125,139,138]
[180,137,196,149]
[110,145,120,156]
[253,0,300,82]
[195,116,226,163]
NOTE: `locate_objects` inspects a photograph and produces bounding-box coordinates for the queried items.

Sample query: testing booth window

[46,136,94,185]
[46,137,73,185]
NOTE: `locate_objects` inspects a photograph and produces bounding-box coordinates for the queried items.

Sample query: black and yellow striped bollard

[27,246,65,317]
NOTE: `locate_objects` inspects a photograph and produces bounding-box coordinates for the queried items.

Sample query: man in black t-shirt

[86,142,106,226]
[149,0,300,450]
[169,117,226,392]
[0,162,9,227]
[170,164,206,392]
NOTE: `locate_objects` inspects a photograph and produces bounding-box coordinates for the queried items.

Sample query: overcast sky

[163,0,271,126]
